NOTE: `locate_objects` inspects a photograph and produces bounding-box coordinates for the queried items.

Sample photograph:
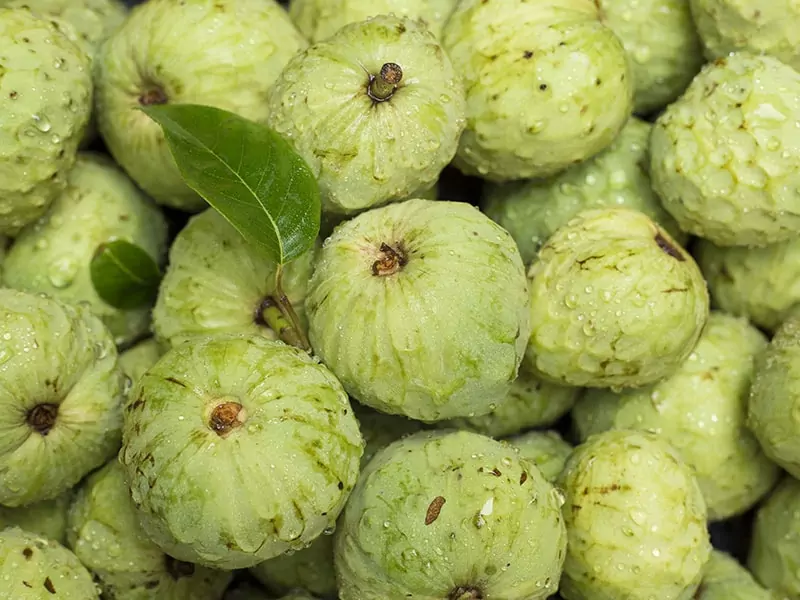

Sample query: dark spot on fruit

[523,50,533,59]
[489,468,501,477]
[23,547,33,559]
[519,471,528,485]
[338,481,344,490]
[209,401,246,436]
[44,577,56,594]
[23,581,32,588]
[395,22,406,34]
[9,91,17,99]
[27,403,58,435]
[595,78,602,86]
[130,398,145,411]
[139,86,168,106]
[539,83,548,91]
[425,496,446,525]
[22,36,30,43]
[663,287,688,293]
[654,232,684,261]
[448,585,484,599]
[165,377,187,388]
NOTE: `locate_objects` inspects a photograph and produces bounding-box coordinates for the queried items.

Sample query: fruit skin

[690,0,800,72]
[0,526,99,599]
[650,52,800,247]
[266,15,466,216]
[224,583,272,600]
[525,207,709,388]
[334,429,567,600]
[67,459,233,600]
[442,0,632,181]
[0,8,93,235]
[120,334,363,570]
[288,0,457,42]
[2,153,168,347]
[118,338,162,389]
[508,430,572,483]
[483,117,685,266]
[306,199,531,422]
[572,312,779,521]
[95,0,307,211]
[596,0,703,114]
[0,492,71,543]
[747,315,800,479]
[696,550,774,600]
[557,429,711,600]
[0,289,125,508]
[153,208,316,349]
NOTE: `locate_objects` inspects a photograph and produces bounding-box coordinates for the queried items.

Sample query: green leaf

[90,241,162,310]
[141,103,321,265]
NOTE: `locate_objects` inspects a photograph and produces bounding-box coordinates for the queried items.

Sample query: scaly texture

[305,199,531,422]
[95,0,307,211]
[651,52,800,247]
[118,338,162,389]
[442,0,632,181]
[334,430,567,599]
[573,312,779,521]
[0,8,92,235]
[266,15,466,215]
[3,153,168,347]
[558,430,711,600]
[696,550,773,600]
[0,289,124,507]
[0,492,71,543]
[524,207,709,388]
[483,117,685,266]
[120,334,363,569]
[508,430,573,483]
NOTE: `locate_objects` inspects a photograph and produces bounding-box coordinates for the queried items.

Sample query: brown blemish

[372,242,408,276]
[208,401,246,437]
[519,471,528,485]
[425,496,446,525]
[489,468,501,477]
[22,548,32,559]
[44,577,56,594]
[165,377,187,388]
[448,585,484,600]
[523,50,533,59]
[27,404,58,436]
[139,86,168,106]
[655,232,684,261]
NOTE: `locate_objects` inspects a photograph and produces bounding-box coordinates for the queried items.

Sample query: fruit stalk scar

[368,63,403,102]
[208,400,247,437]
[372,242,407,276]
[27,403,59,435]
[449,585,484,600]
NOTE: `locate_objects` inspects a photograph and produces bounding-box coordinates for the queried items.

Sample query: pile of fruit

[2,0,800,598]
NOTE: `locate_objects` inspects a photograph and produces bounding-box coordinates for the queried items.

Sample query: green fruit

[508,430,572,483]
[2,153,169,347]
[573,312,779,521]
[558,429,711,600]
[0,526,99,599]
[120,334,363,569]
[118,338,162,390]
[96,0,307,211]
[525,207,709,388]
[0,289,124,508]
[442,0,632,181]
[483,117,685,266]
[305,199,531,422]
[224,583,272,600]
[0,492,71,544]
[651,52,800,247]
[266,15,466,216]
[335,430,567,600]
[67,459,233,600]
[0,8,93,235]
[153,208,316,349]
[696,550,774,600]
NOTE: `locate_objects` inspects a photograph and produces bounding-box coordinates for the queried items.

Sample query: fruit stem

[272,266,311,352]
[258,297,304,349]
[368,63,403,102]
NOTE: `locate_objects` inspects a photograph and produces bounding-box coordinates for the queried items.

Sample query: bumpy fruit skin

[596,0,703,114]
[696,550,774,600]
[153,209,316,349]
[651,53,800,247]
[558,430,711,600]
[695,238,800,333]
[3,153,168,347]
[0,526,99,599]
[335,430,567,600]
[306,199,531,422]
[67,459,233,600]
[96,0,307,211]
[0,8,93,235]
[690,0,800,72]
[442,0,632,181]
[0,492,71,543]
[288,0,457,42]
[118,338,162,389]
[0,289,124,507]
[573,312,778,521]
[508,430,572,483]
[483,117,684,266]
[120,334,363,569]
[749,477,800,598]
[525,207,708,388]
[266,15,466,216]
[748,315,800,479]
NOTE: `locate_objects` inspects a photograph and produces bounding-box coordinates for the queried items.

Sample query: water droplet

[32,113,52,132]
[47,257,78,288]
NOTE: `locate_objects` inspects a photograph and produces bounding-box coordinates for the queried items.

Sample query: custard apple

[508,430,572,483]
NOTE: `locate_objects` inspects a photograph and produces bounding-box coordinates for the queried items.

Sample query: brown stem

[273,265,311,352]
[368,63,403,102]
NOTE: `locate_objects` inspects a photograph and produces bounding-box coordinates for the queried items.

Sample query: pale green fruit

[0,289,124,508]
[288,0,457,42]
[483,117,685,266]
[306,199,531,422]
[153,208,316,349]
[748,315,800,479]
[67,459,233,600]
[442,0,632,181]
[0,526,99,599]
[2,153,168,347]
[596,0,703,114]
[695,237,800,333]
[573,312,779,521]
[0,236,8,278]
[335,430,567,600]
[508,430,572,483]
[690,0,800,72]
[525,207,709,388]
[651,52,800,247]
[266,15,466,216]
[96,0,307,211]
[118,338,162,389]
[558,430,711,600]
[0,8,92,235]
[120,334,363,569]
[696,551,774,600]
[0,492,71,544]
